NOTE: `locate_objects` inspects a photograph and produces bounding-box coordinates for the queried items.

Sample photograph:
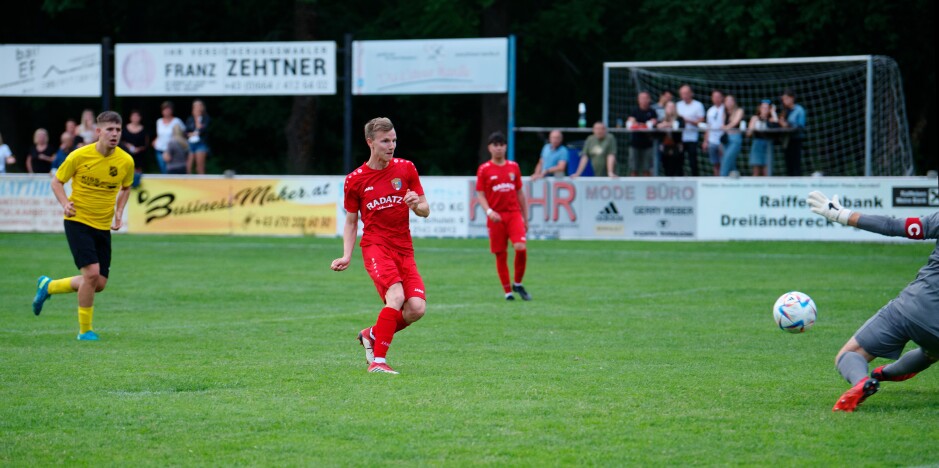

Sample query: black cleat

[505,294,515,301]
[512,284,532,301]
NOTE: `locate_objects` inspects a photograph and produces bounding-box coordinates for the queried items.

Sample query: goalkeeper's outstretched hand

[807,191,853,225]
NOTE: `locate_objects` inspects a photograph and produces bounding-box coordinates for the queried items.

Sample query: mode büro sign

[0,44,101,97]
[352,38,508,95]
[114,42,337,96]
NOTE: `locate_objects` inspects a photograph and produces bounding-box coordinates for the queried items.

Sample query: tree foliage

[2,0,933,175]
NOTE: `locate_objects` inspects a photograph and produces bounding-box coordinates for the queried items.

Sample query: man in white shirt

[676,84,705,176]
[704,89,725,176]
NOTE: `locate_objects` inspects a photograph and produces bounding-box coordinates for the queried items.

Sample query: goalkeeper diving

[807,190,939,412]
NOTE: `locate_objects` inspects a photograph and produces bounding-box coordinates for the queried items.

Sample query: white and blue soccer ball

[772,291,817,333]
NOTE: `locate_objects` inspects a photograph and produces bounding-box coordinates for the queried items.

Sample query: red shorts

[487,211,527,253]
[361,243,426,302]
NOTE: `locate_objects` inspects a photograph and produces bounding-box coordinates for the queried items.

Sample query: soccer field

[1,233,937,465]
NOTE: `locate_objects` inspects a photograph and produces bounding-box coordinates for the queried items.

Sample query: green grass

[1,233,937,466]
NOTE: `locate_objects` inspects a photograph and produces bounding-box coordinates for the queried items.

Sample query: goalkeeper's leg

[833,339,878,412]
[873,348,935,381]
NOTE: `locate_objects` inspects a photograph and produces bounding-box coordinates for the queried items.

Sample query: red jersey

[475,160,522,213]
[344,158,424,253]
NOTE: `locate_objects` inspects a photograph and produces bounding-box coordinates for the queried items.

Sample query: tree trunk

[478,0,508,164]
[285,0,317,174]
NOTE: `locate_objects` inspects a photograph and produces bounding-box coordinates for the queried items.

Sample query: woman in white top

[0,132,16,173]
[152,101,184,174]
[76,109,97,144]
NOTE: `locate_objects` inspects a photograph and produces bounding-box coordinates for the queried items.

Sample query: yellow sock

[48,278,76,295]
[78,306,94,333]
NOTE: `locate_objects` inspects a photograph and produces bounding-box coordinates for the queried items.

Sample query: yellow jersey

[55,144,135,230]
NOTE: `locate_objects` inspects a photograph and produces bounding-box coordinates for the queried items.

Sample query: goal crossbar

[603,55,872,69]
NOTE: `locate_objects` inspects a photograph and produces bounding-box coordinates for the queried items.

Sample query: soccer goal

[603,56,913,176]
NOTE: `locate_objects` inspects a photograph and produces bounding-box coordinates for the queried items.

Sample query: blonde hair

[364,117,394,141]
[171,125,189,151]
[78,109,96,132]
[33,128,49,145]
[192,99,207,115]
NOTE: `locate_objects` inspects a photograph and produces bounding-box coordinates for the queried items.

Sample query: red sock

[395,314,411,332]
[372,306,402,359]
[495,251,511,293]
[514,249,527,284]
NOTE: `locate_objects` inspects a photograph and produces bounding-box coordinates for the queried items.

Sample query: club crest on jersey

[509,172,516,181]
[109,166,117,177]
[391,178,402,190]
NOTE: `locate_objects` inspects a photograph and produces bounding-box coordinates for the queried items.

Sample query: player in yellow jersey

[32,111,135,341]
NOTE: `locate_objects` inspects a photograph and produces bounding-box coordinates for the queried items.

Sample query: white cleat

[358,328,374,364]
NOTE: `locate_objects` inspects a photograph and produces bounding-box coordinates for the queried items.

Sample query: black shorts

[64,220,112,277]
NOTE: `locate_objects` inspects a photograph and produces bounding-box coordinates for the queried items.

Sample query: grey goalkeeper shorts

[854,300,939,360]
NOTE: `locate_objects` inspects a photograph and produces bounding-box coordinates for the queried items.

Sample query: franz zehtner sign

[115,42,336,96]
[353,38,508,95]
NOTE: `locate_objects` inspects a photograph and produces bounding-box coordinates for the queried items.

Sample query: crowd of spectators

[532,85,806,178]
[1,99,214,177]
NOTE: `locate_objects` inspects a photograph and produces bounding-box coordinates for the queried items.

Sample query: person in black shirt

[626,91,658,176]
[27,128,54,174]
[121,110,150,174]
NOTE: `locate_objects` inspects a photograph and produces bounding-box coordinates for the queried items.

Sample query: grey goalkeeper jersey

[857,212,939,338]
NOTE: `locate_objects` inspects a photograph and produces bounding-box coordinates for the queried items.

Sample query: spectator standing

[650,89,673,176]
[652,89,673,122]
[573,122,617,177]
[51,132,78,173]
[719,95,745,176]
[76,109,97,145]
[164,126,190,175]
[676,84,705,176]
[779,89,806,176]
[65,118,84,147]
[185,99,211,175]
[531,129,569,179]
[626,91,658,176]
[26,128,54,174]
[121,110,150,175]
[704,89,725,176]
[656,102,685,176]
[747,100,779,176]
[0,132,16,173]
[153,101,184,174]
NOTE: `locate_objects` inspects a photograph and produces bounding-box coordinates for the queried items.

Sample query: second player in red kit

[331,117,430,374]
[476,132,532,301]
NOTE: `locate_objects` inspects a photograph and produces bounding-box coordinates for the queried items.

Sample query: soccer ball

[772,291,817,333]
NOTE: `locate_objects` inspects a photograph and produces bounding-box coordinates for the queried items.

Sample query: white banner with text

[697,178,938,241]
[0,44,101,97]
[352,38,507,95]
[115,42,336,96]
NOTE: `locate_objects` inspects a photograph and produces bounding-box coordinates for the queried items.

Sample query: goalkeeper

[808,191,939,412]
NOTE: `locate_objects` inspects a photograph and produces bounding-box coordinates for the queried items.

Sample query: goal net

[603,56,913,176]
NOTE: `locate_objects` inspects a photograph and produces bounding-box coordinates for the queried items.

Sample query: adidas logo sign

[596,202,624,222]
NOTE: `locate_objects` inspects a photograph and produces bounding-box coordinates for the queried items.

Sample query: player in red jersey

[475,132,531,301]
[331,117,430,374]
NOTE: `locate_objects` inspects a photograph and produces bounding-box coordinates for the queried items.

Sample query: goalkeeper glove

[807,191,852,225]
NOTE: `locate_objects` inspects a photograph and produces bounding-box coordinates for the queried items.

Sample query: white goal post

[603,56,913,176]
